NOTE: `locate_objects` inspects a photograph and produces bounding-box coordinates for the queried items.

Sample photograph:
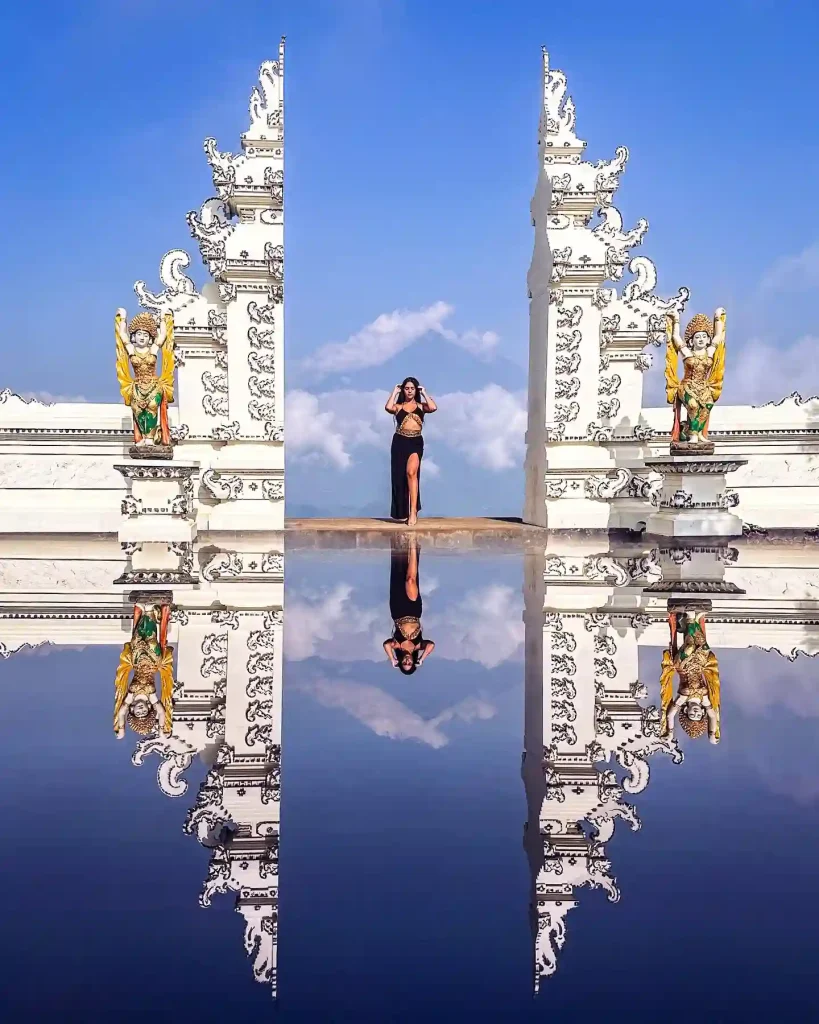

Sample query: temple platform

[284,517,548,548]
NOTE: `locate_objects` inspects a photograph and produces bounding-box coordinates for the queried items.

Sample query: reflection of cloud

[425,584,524,669]
[716,649,819,805]
[284,583,381,661]
[1,642,88,658]
[295,676,495,748]
[285,582,522,669]
[731,650,819,718]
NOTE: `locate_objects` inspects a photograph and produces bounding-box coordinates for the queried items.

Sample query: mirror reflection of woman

[383,535,435,675]
[385,376,437,526]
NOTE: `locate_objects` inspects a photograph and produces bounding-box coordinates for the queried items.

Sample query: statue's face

[691,331,710,351]
[684,701,705,722]
[131,697,151,719]
[131,329,153,349]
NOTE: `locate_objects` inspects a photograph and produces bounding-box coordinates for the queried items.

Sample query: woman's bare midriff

[397,406,423,436]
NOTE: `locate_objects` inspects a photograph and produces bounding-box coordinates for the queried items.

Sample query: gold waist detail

[395,616,421,640]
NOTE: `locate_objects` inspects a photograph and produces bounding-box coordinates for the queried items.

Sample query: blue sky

[2,0,818,514]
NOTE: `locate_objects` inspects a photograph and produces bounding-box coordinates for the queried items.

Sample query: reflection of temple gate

[0,539,284,997]
[523,534,819,990]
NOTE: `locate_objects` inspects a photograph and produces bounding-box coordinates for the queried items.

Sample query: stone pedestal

[114,461,199,586]
[644,456,747,538]
[642,543,745,595]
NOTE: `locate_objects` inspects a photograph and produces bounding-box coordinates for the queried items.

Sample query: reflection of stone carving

[660,604,721,744]
[114,597,174,740]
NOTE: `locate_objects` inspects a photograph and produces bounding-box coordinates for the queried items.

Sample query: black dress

[390,406,424,521]
[389,543,428,651]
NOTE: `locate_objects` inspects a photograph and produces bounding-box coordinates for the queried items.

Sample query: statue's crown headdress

[127,707,158,735]
[128,312,158,339]
[684,313,714,344]
[679,709,708,739]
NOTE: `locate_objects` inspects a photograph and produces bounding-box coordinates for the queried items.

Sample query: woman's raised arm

[418,384,437,412]
[385,384,402,413]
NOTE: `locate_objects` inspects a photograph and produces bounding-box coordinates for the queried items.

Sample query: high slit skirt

[390,433,423,520]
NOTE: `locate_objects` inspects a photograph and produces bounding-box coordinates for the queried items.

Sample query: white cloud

[298,302,499,380]
[435,325,500,359]
[760,241,819,293]
[1,389,87,405]
[286,389,387,469]
[426,385,526,470]
[641,332,819,408]
[294,675,495,748]
[726,334,819,405]
[286,385,526,472]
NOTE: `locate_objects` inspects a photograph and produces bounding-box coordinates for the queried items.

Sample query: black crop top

[395,404,425,425]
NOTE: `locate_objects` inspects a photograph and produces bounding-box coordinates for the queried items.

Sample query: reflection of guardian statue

[115,308,175,455]
[660,604,721,744]
[114,598,174,738]
[383,535,435,675]
[665,308,725,452]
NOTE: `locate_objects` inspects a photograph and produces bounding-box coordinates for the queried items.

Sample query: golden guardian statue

[115,308,175,457]
[665,308,726,453]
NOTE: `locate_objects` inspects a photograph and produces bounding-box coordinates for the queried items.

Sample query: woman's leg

[406,452,420,526]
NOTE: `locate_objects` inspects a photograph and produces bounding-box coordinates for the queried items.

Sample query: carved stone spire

[525,48,689,529]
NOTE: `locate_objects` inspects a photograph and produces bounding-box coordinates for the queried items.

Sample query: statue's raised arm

[667,309,685,353]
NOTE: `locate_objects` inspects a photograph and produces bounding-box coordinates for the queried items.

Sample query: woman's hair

[397,649,419,675]
[400,376,420,395]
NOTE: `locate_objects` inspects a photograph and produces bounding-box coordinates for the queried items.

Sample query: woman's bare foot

[408,513,418,527]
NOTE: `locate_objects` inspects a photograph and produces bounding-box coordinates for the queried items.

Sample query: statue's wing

[708,339,726,402]
[158,313,175,402]
[113,643,134,731]
[664,336,680,404]
[115,321,133,404]
[159,645,175,734]
[703,652,721,740]
[659,649,675,735]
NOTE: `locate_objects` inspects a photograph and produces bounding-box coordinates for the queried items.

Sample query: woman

[383,535,435,675]
[385,376,437,525]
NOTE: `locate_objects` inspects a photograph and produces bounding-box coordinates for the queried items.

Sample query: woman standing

[385,376,437,525]
[382,535,435,675]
